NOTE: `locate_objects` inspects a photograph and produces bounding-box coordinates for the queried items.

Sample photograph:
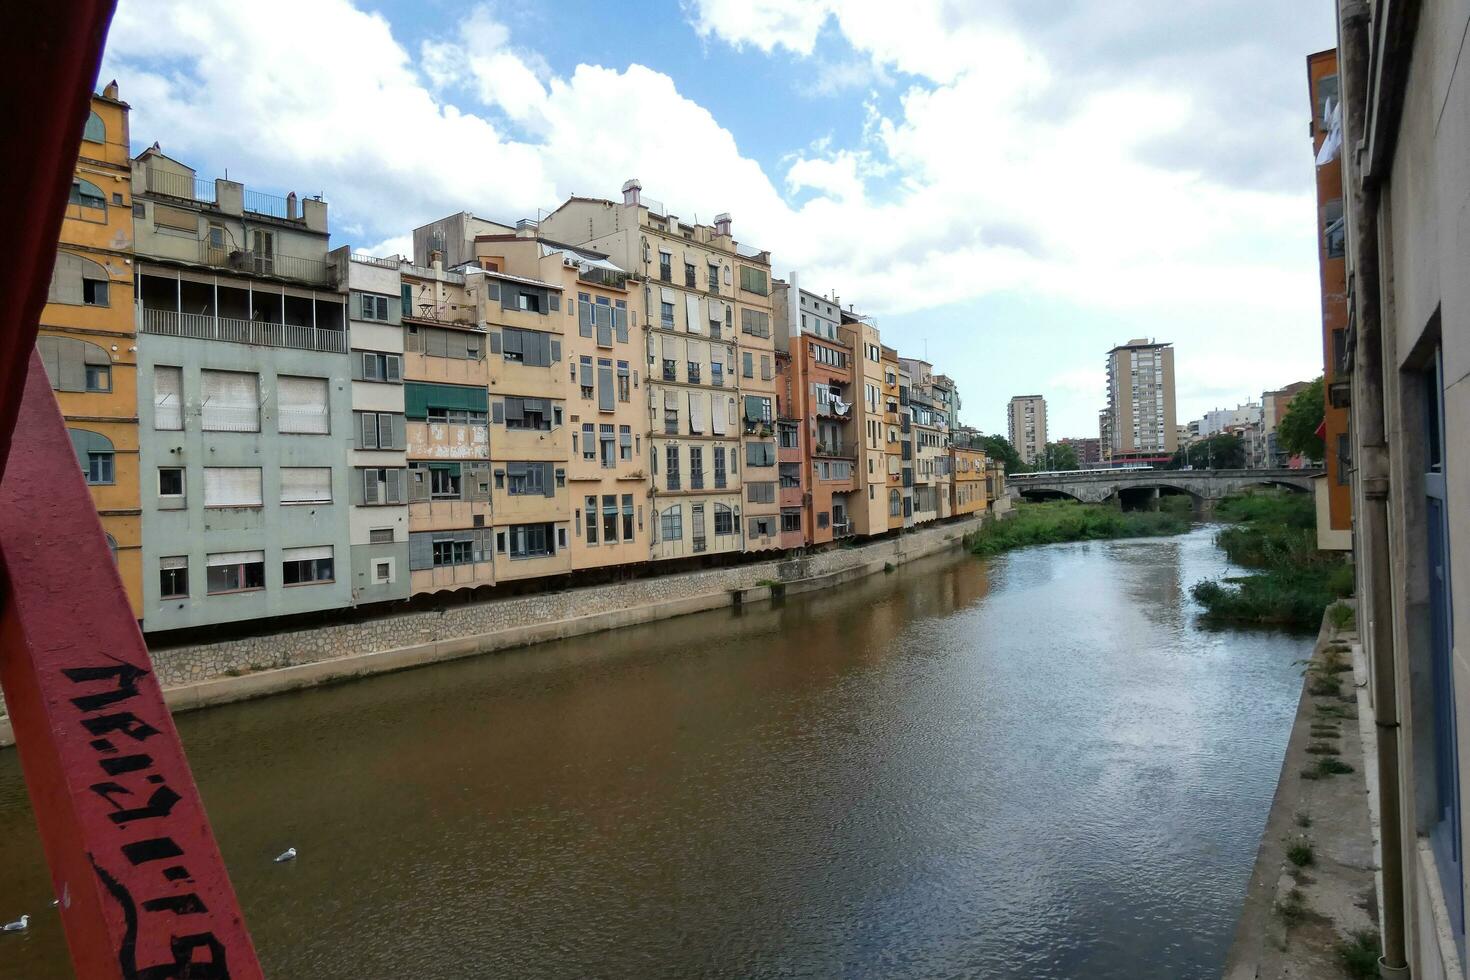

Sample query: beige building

[1105,339,1177,464]
[900,358,954,524]
[1325,2,1470,974]
[844,311,888,536]
[1007,395,1047,467]
[539,181,772,560]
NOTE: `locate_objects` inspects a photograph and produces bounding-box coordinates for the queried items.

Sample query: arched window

[713,503,734,536]
[37,335,111,392]
[889,489,901,517]
[69,177,106,210]
[82,110,105,144]
[68,428,115,485]
[105,534,118,565]
[47,251,110,307]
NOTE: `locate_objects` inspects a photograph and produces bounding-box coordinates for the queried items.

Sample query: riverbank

[0,513,988,748]
[1192,493,1353,630]
[1222,603,1379,979]
[964,500,1188,556]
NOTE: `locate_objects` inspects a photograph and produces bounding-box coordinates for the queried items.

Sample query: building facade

[902,358,955,524]
[1325,2,1470,973]
[881,346,904,530]
[40,84,143,615]
[132,147,352,633]
[845,312,888,538]
[1104,339,1177,464]
[951,444,989,517]
[1059,436,1102,468]
[1007,394,1047,467]
[539,182,760,562]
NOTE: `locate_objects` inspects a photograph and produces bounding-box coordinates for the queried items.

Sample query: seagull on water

[2,915,28,932]
[274,847,297,863]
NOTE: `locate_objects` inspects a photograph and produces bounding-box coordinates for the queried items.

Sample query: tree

[1039,442,1079,471]
[979,434,1026,473]
[1277,376,1326,462]
[1170,433,1246,470]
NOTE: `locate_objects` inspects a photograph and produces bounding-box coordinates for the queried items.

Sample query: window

[159,557,188,599]
[281,467,332,504]
[584,495,600,544]
[82,109,105,143]
[37,335,112,391]
[617,362,631,402]
[516,291,542,313]
[69,177,106,210]
[688,360,702,384]
[714,504,734,536]
[708,264,720,291]
[659,505,683,542]
[1323,199,1346,259]
[206,551,265,594]
[689,447,705,489]
[282,546,334,586]
[743,351,753,378]
[781,510,801,533]
[159,467,185,500]
[502,397,555,431]
[507,522,556,558]
[714,447,727,489]
[579,356,595,399]
[201,370,260,432]
[1337,433,1351,486]
[666,445,682,490]
[739,266,769,296]
[277,376,330,434]
[749,517,774,538]
[601,494,619,542]
[203,467,263,508]
[743,395,773,424]
[582,423,596,460]
[746,442,775,467]
[500,327,558,366]
[684,262,696,287]
[622,495,635,540]
[154,365,183,430]
[358,292,391,321]
[356,411,405,450]
[374,560,394,584]
[431,466,462,499]
[86,450,114,485]
[664,358,678,382]
[661,301,675,328]
[747,482,775,504]
[358,351,403,382]
[659,252,672,281]
[369,528,395,544]
[711,361,724,387]
[619,425,633,461]
[600,425,616,468]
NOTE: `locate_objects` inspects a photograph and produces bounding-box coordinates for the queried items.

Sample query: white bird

[2,915,28,932]
[273,848,297,864]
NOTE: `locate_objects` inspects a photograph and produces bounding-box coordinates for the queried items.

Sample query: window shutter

[392,413,406,450]
[614,306,629,343]
[598,364,615,411]
[409,532,433,570]
[579,359,593,388]
[549,293,560,312]
[207,549,265,568]
[153,365,183,430]
[550,339,561,363]
[595,304,613,346]
[358,412,375,449]
[386,468,402,504]
[386,355,401,381]
[409,468,429,502]
[492,401,504,424]
[201,370,260,432]
[468,464,491,501]
[486,281,500,302]
[352,353,366,381]
[685,294,700,334]
[281,467,332,503]
[362,469,378,505]
[277,376,330,434]
[579,300,593,338]
[203,467,262,507]
[541,462,555,498]
[489,331,502,355]
[401,282,413,315]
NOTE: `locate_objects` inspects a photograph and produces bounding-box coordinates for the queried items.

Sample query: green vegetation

[1286,839,1315,867]
[965,501,1187,557]
[1191,491,1353,629]
[1295,811,1313,828]
[1037,442,1080,471]
[1276,887,1309,924]
[1278,377,1326,462]
[1329,602,1357,631]
[977,434,1026,474]
[1302,756,1356,780]
[1168,432,1245,470]
[1336,929,1382,979]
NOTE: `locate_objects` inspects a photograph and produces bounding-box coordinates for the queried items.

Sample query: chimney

[516,218,538,238]
[622,178,642,206]
[102,79,119,100]
[286,191,298,220]
[714,212,732,237]
[431,250,443,273]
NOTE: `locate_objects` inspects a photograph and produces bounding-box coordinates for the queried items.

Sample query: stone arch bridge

[1009,468,1321,506]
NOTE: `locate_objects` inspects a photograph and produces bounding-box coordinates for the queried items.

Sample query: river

[0,526,1309,979]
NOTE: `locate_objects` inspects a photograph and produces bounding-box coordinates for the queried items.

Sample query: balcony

[815,394,851,419]
[813,441,854,458]
[138,308,347,354]
[198,241,332,285]
[143,166,216,205]
[832,521,853,540]
[578,266,629,290]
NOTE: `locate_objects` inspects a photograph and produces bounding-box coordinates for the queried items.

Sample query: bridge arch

[1018,486,1084,503]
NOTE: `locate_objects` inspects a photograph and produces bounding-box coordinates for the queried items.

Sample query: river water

[0,527,1308,979]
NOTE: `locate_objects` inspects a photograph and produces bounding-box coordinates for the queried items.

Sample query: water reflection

[0,528,1304,979]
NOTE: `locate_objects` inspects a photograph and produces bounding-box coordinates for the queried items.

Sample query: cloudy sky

[101,0,1337,438]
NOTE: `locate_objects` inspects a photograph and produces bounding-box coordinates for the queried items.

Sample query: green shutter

[403,382,488,419]
[401,283,413,316]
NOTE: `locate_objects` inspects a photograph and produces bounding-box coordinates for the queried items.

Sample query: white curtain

[200,370,259,432]
[280,467,331,503]
[203,467,262,507]
[276,376,329,434]
[153,365,183,430]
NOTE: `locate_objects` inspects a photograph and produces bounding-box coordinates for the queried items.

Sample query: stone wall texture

[118,515,984,690]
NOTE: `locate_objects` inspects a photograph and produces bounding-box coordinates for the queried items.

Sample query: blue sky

[101,0,1338,438]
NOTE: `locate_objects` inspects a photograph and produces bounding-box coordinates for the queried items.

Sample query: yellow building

[38,83,142,615]
[951,445,989,517]
[881,346,904,530]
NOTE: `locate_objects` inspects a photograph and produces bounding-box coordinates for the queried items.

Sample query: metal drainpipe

[1339,0,1408,972]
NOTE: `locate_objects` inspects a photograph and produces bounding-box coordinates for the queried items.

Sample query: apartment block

[882,346,904,529]
[897,364,915,526]
[777,281,857,544]
[844,310,889,537]
[1308,49,1352,549]
[476,230,645,573]
[1256,381,1313,468]
[132,146,352,632]
[901,358,955,524]
[951,443,989,517]
[1059,436,1102,468]
[400,259,493,594]
[1104,339,1177,464]
[330,246,409,605]
[773,344,805,547]
[39,84,143,615]
[1007,394,1047,466]
[540,181,760,561]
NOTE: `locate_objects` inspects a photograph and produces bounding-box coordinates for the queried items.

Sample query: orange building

[37,83,143,615]
[792,328,858,544]
[1307,49,1352,549]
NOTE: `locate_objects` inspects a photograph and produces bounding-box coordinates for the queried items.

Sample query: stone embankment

[0,514,988,747]
[1222,603,1379,979]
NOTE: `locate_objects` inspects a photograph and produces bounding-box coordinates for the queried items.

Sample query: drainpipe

[1339,1,1408,973]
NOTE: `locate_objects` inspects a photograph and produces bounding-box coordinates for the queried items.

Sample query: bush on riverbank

[965,501,1187,557]
[1191,492,1353,629]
